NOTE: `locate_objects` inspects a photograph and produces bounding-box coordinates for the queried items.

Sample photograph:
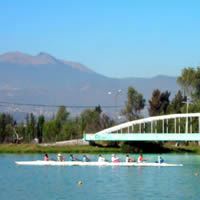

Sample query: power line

[0,101,123,109]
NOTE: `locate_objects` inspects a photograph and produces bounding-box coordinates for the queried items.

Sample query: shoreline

[0,144,121,154]
[0,143,200,154]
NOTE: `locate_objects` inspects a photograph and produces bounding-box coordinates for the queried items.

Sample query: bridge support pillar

[162,120,164,133]
[185,116,188,133]
[174,118,176,133]
[190,117,192,133]
[155,121,157,133]
[199,117,200,133]
[166,119,168,133]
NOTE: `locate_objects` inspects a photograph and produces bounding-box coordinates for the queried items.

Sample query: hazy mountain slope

[0,52,179,107]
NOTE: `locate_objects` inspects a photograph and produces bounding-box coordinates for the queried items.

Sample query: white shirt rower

[98,155,105,162]
[111,154,120,162]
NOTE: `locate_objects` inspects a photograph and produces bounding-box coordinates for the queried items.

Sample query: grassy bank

[1,143,200,154]
[0,144,121,154]
[163,143,200,154]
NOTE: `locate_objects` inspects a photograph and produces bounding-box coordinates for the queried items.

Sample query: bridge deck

[84,133,200,141]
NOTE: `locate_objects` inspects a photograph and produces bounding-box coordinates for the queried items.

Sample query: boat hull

[15,161,183,167]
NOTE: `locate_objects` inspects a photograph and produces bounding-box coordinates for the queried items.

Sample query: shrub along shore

[0,144,121,154]
[0,143,200,154]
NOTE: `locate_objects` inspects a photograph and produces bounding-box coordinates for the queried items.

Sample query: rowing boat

[15,160,183,167]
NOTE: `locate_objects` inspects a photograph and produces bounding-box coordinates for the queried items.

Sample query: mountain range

[0,51,179,115]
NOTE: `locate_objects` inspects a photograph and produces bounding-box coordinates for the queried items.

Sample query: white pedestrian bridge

[84,113,200,141]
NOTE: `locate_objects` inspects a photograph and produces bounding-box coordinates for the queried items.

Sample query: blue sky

[0,0,200,78]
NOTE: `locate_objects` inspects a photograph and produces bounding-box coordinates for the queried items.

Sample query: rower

[83,155,90,162]
[125,154,134,162]
[57,153,64,161]
[69,154,78,161]
[111,154,120,163]
[44,153,49,161]
[137,153,144,163]
[157,155,164,163]
[98,154,105,162]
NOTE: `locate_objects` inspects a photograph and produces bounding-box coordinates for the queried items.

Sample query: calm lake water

[1,153,200,200]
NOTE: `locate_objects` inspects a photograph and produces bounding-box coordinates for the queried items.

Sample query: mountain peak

[0,51,59,65]
[37,52,54,59]
[0,51,33,64]
[37,52,50,56]
[0,51,94,73]
[36,52,59,64]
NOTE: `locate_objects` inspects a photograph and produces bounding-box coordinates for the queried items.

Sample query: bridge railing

[94,113,200,136]
[84,113,200,141]
[84,133,200,141]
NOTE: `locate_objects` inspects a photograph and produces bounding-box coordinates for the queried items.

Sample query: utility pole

[184,96,191,133]
[108,89,122,120]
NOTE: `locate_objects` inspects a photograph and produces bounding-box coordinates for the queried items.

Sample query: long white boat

[15,160,183,167]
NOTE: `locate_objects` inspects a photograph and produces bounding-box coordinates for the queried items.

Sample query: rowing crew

[137,154,164,163]
[98,154,126,163]
[97,154,133,163]
[44,153,164,163]
[99,153,164,163]
[44,153,90,162]
[98,153,141,163]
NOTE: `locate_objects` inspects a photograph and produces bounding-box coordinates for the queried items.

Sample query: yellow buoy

[77,180,83,185]
[194,172,199,176]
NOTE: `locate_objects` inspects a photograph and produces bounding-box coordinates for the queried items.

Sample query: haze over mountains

[0,51,179,115]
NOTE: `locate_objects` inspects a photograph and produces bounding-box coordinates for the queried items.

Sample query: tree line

[0,105,114,143]
[1,66,200,143]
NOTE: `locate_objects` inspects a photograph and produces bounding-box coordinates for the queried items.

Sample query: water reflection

[1,154,200,200]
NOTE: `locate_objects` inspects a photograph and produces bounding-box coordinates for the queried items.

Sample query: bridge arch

[84,113,200,141]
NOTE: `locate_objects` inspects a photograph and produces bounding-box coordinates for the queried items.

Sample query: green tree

[176,67,200,101]
[122,87,145,120]
[25,113,37,142]
[0,113,14,143]
[176,67,200,102]
[56,106,70,125]
[177,67,196,96]
[54,106,70,135]
[79,116,87,136]
[160,91,171,114]
[100,113,115,129]
[148,89,161,116]
[168,90,186,114]
[149,89,170,116]
[59,120,80,140]
[43,120,60,142]
[16,122,27,142]
[80,106,113,133]
[95,105,102,114]
[192,67,200,99]
[30,113,36,140]
[80,109,101,133]
[148,89,170,116]
[37,115,45,143]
